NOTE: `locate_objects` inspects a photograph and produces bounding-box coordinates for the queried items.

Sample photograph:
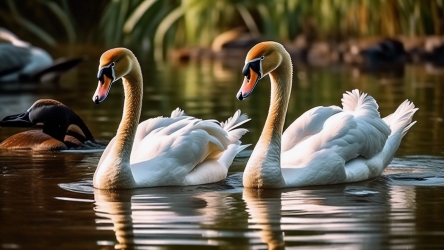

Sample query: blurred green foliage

[1,0,443,52]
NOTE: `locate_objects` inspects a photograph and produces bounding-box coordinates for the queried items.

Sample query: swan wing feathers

[170,107,185,118]
[282,106,342,152]
[192,120,231,150]
[341,90,391,157]
[132,116,191,149]
[282,90,391,167]
[99,116,189,168]
[131,118,232,165]
[105,109,250,186]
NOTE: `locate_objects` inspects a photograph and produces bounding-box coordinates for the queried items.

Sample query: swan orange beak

[93,75,112,104]
[237,68,260,100]
[93,63,116,104]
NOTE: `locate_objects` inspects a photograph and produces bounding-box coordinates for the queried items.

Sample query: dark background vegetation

[1,0,443,53]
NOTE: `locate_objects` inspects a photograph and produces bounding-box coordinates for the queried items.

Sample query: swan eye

[242,63,251,79]
[97,62,116,84]
[242,57,264,80]
[247,58,263,78]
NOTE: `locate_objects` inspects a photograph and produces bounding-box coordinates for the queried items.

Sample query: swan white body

[95,109,249,188]
[92,48,249,189]
[237,41,417,188]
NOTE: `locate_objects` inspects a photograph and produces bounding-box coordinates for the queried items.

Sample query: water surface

[0,48,443,249]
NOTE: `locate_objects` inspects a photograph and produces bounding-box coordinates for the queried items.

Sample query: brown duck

[0,99,106,151]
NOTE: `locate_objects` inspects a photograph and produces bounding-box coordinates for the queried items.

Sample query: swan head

[93,48,135,104]
[236,42,285,100]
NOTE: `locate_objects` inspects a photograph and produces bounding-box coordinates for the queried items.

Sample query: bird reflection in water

[91,174,420,249]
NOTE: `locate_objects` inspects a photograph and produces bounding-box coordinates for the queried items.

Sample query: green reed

[1,0,442,53]
[98,0,443,59]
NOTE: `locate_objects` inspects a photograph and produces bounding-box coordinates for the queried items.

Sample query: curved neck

[93,49,145,189]
[95,63,143,189]
[67,109,95,141]
[112,71,143,164]
[244,51,292,188]
[262,62,292,149]
[43,120,68,142]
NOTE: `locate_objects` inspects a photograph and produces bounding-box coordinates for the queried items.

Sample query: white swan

[236,41,418,188]
[92,48,250,189]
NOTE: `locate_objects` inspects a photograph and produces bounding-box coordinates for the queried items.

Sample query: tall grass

[1,0,442,53]
[1,0,76,46]
[99,0,444,56]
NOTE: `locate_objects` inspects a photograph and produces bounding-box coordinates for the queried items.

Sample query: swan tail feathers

[383,100,418,137]
[217,143,249,169]
[351,100,418,178]
[220,110,251,132]
[227,128,248,144]
[236,143,251,154]
[342,89,380,118]
[402,121,417,138]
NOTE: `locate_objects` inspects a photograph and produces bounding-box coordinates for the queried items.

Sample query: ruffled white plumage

[279,90,417,186]
[97,109,250,187]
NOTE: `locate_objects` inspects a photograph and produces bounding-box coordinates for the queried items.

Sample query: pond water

[0,47,444,249]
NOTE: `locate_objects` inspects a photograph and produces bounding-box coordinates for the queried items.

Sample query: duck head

[93,48,135,104]
[0,99,71,142]
[237,42,285,100]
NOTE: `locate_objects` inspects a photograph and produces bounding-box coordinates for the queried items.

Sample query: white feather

[383,100,418,136]
[98,110,250,188]
[170,108,185,118]
[281,90,416,186]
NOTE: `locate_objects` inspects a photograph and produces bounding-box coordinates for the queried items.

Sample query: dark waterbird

[0,27,84,83]
[359,38,407,65]
[0,99,107,151]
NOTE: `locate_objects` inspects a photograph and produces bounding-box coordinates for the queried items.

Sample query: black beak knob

[236,91,244,101]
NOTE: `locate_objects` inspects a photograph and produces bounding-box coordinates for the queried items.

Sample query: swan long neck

[262,61,292,150]
[95,54,143,189]
[244,48,292,188]
[113,69,143,164]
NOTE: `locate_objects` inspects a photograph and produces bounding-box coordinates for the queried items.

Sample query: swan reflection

[243,188,285,249]
[93,185,249,249]
[92,173,419,249]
